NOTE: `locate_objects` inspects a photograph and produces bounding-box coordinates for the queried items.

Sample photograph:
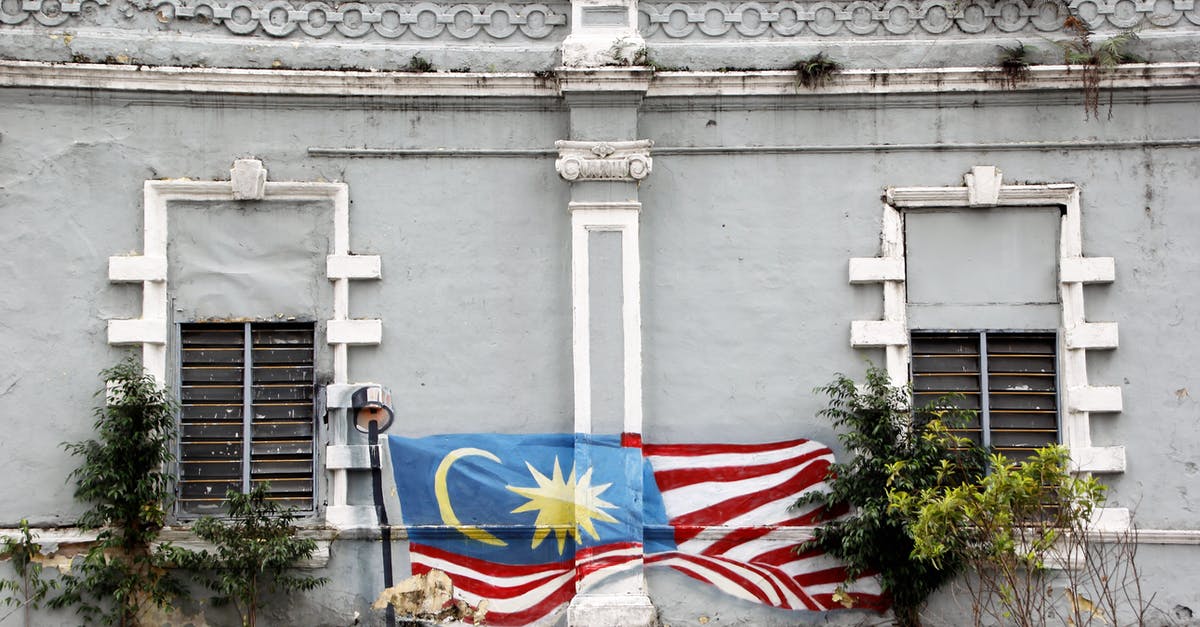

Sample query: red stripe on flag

[411,543,645,625]
[699,526,775,558]
[706,554,793,609]
[409,557,567,601]
[791,566,856,588]
[410,551,572,626]
[647,552,775,606]
[575,542,641,579]
[752,543,816,567]
[643,439,812,457]
[696,508,835,558]
[670,460,832,542]
[621,432,642,448]
[747,559,822,610]
[409,542,572,578]
[652,448,831,492]
[577,542,639,561]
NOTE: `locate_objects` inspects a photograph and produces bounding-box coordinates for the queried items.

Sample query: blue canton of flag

[387,433,668,564]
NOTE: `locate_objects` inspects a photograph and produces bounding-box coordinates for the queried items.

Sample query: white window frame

[848,166,1123,481]
[105,159,381,526]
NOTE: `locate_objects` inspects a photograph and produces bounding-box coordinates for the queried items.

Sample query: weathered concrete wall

[1,76,1199,625]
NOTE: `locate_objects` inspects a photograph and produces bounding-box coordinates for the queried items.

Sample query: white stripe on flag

[434,567,574,615]
[658,454,829,520]
[411,552,570,588]
[645,440,827,472]
[652,553,802,608]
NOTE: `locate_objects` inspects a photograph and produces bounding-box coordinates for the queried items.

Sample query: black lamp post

[352,386,396,627]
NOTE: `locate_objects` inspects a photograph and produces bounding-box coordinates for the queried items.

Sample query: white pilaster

[559,134,655,625]
[568,203,642,436]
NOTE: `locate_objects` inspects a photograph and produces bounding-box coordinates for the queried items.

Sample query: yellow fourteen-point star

[506,457,619,554]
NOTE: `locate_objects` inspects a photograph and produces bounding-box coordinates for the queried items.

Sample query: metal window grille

[911,331,1059,461]
[177,322,316,515]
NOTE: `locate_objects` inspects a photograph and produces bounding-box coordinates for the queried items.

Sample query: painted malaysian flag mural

[386,433,884,625]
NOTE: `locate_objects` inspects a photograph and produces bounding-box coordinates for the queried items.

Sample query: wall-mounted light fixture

[351,385,394,433]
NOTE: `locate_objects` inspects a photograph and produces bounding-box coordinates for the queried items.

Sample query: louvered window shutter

[178,322,316,515]
[911,331,1058,461]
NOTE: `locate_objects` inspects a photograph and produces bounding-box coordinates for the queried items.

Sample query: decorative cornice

[2,61,1197,97]
[555,139,653,181]
[645,63,1200,96]
[0,61,560,96]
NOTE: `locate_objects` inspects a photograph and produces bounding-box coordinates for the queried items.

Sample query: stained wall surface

[1,76,1199,625]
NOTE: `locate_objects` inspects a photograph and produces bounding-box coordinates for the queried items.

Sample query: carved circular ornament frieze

[128,0,566,39]
[637,0,1185,37]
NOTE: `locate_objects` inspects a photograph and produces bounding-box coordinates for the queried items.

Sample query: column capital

[556,139,653,182]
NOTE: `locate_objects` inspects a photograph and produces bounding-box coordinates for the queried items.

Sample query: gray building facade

[2,0,1200,623]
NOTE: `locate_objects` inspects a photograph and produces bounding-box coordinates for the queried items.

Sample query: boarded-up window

[911,331,1058,461]
[178,322,316,515]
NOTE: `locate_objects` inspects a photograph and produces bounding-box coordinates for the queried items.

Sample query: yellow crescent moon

[435,447,508,546]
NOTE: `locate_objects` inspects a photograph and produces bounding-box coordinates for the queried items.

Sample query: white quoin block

[850,321,908,347]
[327,319,382,345]
[108,256,167,282]
[848,257,905,283]
[327,254,382,280]
[1088,506,1132,533]
[326,445,374,470]
[107,319,167,345]
[1060,257,1116,283]
[1066,322,1119,349]
[1071,446,1127,474]
[325,505,378,530]
[1069,385,1124,413]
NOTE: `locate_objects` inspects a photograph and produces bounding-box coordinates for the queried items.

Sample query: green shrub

[0,519,59,627]
[51,359,182,626]
[796,367,985,627]
[172,484,327,627]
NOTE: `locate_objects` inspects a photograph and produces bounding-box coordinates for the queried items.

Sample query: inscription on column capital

[555,140,653,182]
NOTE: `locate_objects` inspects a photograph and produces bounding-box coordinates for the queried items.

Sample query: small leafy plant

[405,53,434,73]
[997,42,1034,88]
[172,484,327,627]
[605,36,644,66]
[889,447,1152,627]
[0,520,59,627]
[793,51,842,89]
[50,359,182,626]
[796,367,985,627]
[1056,18,1141,119]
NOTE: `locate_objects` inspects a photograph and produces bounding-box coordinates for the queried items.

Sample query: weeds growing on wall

[405,54,434,72]
[50,359,183,626]
[793,52,842,89]
[1057,18,1142,119]
[795,367,986,627]
[997,42,1034,88]
[170,484,327,627]
[0,520,59,627]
